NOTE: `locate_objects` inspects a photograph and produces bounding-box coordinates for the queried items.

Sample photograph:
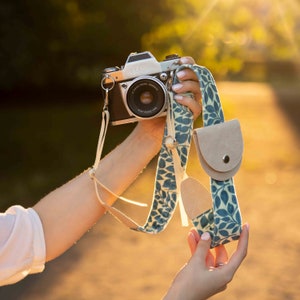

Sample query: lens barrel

[126,76,167,118]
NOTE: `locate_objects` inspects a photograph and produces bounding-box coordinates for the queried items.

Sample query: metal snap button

[223,155,230,164]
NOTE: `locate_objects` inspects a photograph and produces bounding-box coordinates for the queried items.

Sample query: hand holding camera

[172,56,202,120]
[101,52,202,126]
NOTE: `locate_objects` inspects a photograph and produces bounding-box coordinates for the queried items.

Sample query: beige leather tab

[193,119,243,181]
[181,177,212,219]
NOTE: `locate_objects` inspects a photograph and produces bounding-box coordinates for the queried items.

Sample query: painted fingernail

[180,57,191,64]
[172,83,183,91]
[174,94,183,101]
[244,223,250,231]
[176,70,186,79]
[188,230,197,242]
[201,232,211,241]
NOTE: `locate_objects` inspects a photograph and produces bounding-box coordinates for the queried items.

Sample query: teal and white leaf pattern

[137,65,242,248]
[191,65,242,247]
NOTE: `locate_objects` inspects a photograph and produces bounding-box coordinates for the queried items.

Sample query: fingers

[184,224,249,298]
[176,68,199,82]
[180,56,195,65]
[187,229,217,269]
[173,79,202,102]
[172,61,202,119]
[174,94,202,120]
[192,232,212,268]
[187,228,200,255]
[214,245,229,268]
[187,224,249,271]
[206,250,216,268]
[173,69,201,102]
[226,223,249,275]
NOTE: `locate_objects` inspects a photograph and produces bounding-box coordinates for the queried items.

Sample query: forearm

[33,124,161,261]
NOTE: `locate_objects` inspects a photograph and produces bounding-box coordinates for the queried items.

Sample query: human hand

[172,56,202,120]
[135,56,202,144]
[164,224,249,300]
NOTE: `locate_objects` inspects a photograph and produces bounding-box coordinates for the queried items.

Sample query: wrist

[93,121,163,204]
[133,119,165,153]
[163,281,185,300]
[132,129,161,154]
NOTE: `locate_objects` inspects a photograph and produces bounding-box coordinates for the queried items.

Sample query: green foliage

[142,0,300,79]
[0,0,170,90]
[0,0,299,90]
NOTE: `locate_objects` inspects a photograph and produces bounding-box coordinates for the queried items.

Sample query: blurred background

[0,0,299,299]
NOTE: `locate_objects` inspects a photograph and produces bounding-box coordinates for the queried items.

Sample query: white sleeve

[0,205,46,286]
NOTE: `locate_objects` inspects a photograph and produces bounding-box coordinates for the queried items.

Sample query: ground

[0,81,299,299]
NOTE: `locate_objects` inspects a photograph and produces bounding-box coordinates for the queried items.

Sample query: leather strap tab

[193,119,243,181]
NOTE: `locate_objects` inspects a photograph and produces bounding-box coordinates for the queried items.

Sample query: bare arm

[33,56,201,262]
[33,120,163,261]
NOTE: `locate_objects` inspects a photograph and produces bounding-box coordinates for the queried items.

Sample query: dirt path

[1,82,299,300]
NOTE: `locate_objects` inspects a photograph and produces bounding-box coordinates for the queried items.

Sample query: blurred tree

[0,0,171,91]
[142,0,300,79]
[1,0,299,91]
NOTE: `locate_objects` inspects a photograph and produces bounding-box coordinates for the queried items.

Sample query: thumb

[192,232,212,265]
[187,228,200,255]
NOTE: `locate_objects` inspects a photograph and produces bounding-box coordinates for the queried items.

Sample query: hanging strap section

[90,87,147,212]
[89,87,193,231]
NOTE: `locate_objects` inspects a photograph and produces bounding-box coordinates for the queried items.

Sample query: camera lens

[126,76,167,119]
[139,91,153,105]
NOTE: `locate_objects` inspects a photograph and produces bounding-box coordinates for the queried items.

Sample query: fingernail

[176,70,186,79]
[180,57,190,64]
[188,230,197,242]
[201,232,211,241]
[172,83,183,92]
[244,223,250,231]
[174,94,183,101]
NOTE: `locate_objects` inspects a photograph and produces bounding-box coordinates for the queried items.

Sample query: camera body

[101,51,180,125]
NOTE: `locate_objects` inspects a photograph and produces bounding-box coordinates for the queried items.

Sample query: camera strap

[136,88,194,233]
[89,88,149,209]
[179,64,243,247]
[89,74,194,232]
[90,65,243,248]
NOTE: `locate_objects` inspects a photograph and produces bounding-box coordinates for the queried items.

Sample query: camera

[101,51,181,125]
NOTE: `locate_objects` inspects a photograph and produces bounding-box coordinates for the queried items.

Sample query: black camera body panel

[105,82,133,124]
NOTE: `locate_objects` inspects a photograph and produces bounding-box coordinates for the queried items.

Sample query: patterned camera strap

[89,76,194,233]
[186,65,242,247]
[91,66,241,246]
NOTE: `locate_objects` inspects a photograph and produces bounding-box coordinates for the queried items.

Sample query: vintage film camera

[101,51,181,125]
